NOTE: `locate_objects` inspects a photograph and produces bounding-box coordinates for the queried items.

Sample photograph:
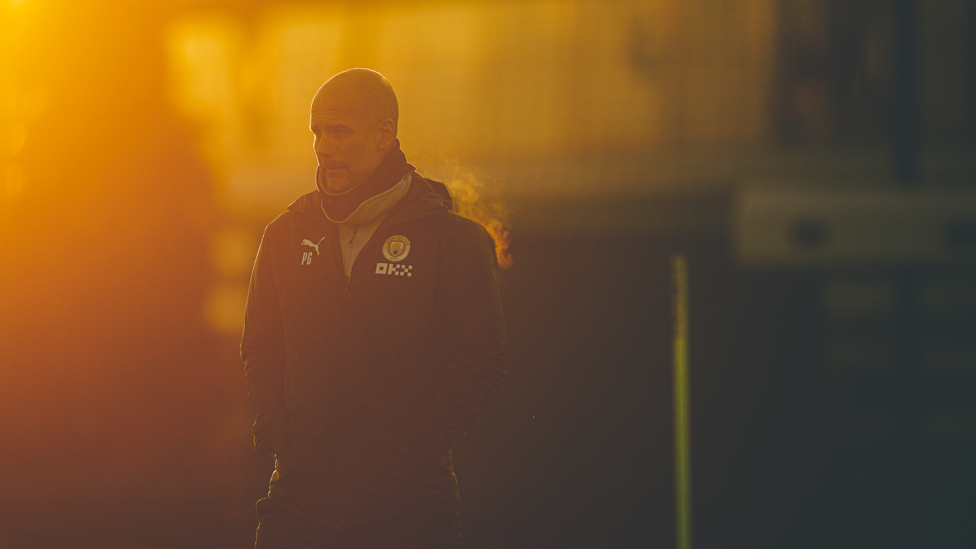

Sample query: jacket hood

[287,171,454,224]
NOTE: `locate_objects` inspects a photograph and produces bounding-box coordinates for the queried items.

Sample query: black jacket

[241,173,507,528]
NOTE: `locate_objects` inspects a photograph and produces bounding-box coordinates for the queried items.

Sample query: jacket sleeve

[240,226,287,456]
[422,218,508,448]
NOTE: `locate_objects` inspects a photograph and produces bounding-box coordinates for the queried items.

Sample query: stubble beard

[317,163,364,195]
[324,171,358,194]
[319,147,383,195]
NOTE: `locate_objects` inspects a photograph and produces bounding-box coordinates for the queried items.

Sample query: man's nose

[314,136,326,155]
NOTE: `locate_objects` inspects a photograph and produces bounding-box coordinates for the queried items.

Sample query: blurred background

[1,0,975,547]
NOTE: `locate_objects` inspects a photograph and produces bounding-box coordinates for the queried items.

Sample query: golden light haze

[2,0,780,335]
[5,1,975,546]
[165,0,777,216]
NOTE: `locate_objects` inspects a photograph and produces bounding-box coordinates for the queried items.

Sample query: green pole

[671,254,692,549]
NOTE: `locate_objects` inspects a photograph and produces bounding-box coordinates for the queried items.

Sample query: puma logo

[301,237,326,255]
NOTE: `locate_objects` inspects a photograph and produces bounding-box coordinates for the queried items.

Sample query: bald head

[311,68,398,130]
[310,69,400,193]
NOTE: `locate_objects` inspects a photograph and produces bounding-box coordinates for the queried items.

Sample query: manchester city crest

[382,235,411,262]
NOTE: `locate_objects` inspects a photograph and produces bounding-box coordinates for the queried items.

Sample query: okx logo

[375,263,413,277]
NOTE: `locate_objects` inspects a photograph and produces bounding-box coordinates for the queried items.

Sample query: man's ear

[376,118,397,149]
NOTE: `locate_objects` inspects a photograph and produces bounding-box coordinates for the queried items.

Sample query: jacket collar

[316,140,414,221]
[321,172,412,225]
[288,171,452,227]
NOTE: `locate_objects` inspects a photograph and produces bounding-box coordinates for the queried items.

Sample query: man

[241,68,507,549]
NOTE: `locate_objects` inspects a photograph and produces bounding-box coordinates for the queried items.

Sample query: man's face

[310,99,385,194]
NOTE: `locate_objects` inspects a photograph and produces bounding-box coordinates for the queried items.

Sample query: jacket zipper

[344,226,359,289]
[345,212,437,289]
